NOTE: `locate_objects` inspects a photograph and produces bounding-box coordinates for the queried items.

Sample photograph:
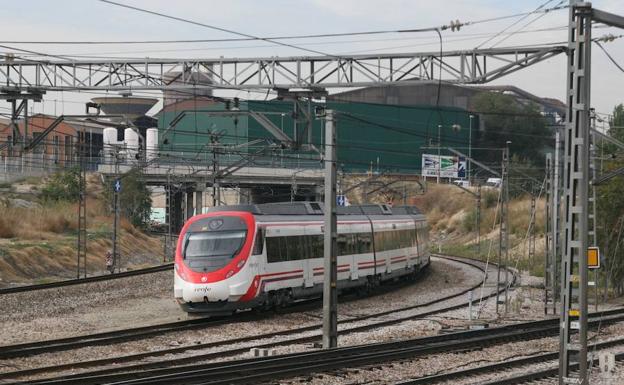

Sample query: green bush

[40,167,80,202]
[482,190,499,208]
[462,208,477,232]
[104,168,152,229]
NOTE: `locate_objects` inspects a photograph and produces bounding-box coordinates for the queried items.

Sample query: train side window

[286,237,297,261]
[337,233,347,256]
[252,230,264,255]
[266,237,280,263]
[374,231,385,252]
[311,234,323,258]
[287,235,307,261]
[403,230,411,248]
[349,233,357,254]
[357,233,371,254]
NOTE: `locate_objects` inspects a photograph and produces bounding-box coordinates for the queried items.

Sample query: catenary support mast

[559,2,591,383]
[322,110,338,349]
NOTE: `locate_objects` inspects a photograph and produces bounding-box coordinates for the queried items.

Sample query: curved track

[0,255,499,382]
[0,263,173,295]
[19,309,624,385]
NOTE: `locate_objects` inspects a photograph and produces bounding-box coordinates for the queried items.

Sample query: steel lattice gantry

[0,46,565,91]
[559,3,624,385]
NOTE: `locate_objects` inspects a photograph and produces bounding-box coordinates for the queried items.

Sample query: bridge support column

[195,187,204,216]
[185,189,194,221]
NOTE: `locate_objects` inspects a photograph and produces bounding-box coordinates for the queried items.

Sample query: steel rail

[396,336,624,384]
[0,260,437,360]
[0,263,173,295]
[479,350,624,385]
[1,256,496,382]
[30,310,624,385]
[0,257,438,361]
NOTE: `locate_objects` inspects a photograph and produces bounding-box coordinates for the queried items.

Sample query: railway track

[0,258,436,360]
[474,342,624,385]
[397,335,624,384]
[17,309,624,385]
[0,255,499,383]
[0,263,173,295]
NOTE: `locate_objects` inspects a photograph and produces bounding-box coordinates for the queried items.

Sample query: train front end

[174,211,260,314]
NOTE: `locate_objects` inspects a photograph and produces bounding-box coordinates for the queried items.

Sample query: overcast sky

[1,0,623,118]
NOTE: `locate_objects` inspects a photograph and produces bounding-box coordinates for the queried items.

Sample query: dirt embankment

[0,174,164,285]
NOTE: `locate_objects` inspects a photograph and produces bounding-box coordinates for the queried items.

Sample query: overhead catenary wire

[3,4,569,46]
[595,40,624,74]
[475,0,555,49]
[7,28,573,59]
[488,0,566,49]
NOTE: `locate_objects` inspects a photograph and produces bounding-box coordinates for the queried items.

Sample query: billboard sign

[422,154,466,179]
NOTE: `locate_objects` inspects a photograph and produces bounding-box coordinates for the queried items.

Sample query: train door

[303,226,318,288]
[251,227,265,277]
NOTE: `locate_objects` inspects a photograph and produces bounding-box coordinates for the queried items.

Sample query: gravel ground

[0,270,180,345]
[0,257,481,380]
[276,331,624,385]
[273,273,624,385]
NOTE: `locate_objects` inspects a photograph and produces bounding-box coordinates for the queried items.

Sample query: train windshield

[183,231,246,272]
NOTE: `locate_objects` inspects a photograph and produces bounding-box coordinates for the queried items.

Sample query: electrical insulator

[450,19,462,32]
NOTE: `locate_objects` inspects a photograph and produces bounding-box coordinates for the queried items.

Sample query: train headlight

[201,276,208,282]
[226,270,234,279]
[237,259,246,269]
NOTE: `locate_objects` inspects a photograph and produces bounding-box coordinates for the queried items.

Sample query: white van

[485,178,502,188]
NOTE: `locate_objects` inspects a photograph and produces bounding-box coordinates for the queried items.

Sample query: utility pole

[112,147,120,273]
[553,128,562,313]
[469,114,474,185]
[497,142,510,315]
[545,153,556,315]
[529,193,536,272]
[322,109,338,349]
[211,132,221,207]
[76,130,87,279]
[437,124,442,184]
[476,184,481,257]
[589,110,598,312]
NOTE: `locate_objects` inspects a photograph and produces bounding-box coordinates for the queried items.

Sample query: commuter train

[174,202,430,314]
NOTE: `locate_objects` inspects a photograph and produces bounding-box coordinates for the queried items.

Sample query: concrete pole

[469,114,474,185]
[112,150,120,273]
[437,124,442,184]
[186,189,194,220]
[322,110,338,349]
[503,142,510,314]
[553,128,561,309]
[195,188,203,216]
[476,184,481,257]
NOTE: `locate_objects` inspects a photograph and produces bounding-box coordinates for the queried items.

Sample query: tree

[40,167,81,202]
[472,92,552,166]
[104,168,152,229]
[596,103,624,294]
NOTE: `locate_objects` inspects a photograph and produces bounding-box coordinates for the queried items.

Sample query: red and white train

[174,202,430,314]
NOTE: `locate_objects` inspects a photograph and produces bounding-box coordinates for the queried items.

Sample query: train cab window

[252,230,264,255]
[183,230,247,272]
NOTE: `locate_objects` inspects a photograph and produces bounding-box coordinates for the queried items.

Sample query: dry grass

[414,184,547,276]
[0,173,163,284]
[0,203,77,240]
